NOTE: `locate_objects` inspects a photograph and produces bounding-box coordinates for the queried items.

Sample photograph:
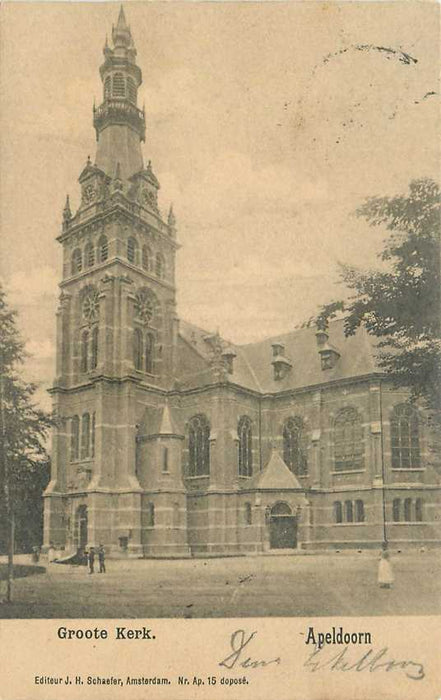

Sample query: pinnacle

[116,5,128,31]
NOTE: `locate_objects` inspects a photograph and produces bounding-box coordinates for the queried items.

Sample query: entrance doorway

[269,502,297,549]
[76,505,88,548]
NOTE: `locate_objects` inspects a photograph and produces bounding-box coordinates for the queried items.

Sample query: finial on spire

[116,5,128,31]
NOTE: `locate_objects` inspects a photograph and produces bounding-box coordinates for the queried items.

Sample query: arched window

[145,332,154,374]
[90,326,98,369]
[127,77,137,104]
[127,237,138,264]
[162,447,169,473]
[112,72,125,97]
[355,500,365,523]
[188,415,210,476]
[72,248,82,274]
[283,417,308,476]
[133,328,142,370]
[104,76,111,100]
[155,253,164,279]
[392,498,401,522]
[142,245,151,271]
[98,235,108,263]
[345,500,353,523]
[147,503,155,527]
[415,498,423,522]
[81,330,89,373]
[245,502,252,526]
[85,242,95,268]
[334,501,343,524]
[71,416,79,461]
[391,404,420,469]
[81,413,90,460]
[91,412,96,458]
[334,408,364,471]
[404,498,412,522]
[238,416,253,477]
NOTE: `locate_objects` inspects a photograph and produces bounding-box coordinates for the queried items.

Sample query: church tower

[43,7,181,556]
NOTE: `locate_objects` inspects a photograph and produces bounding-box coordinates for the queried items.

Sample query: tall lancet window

[142,245,151,271]
[145,332,154,374]
[238,416,253,477]
[81,413,90,460]
[90,326,99,370]
[133,328,142,370]
[81,330,89,373]
[127,77,137,104]
[72,249,82,274]
[188,415,210,476]
[71,416,80,462]
[98,235,108,263]
[334,407,364,471]
[155,253,164,279]
[127,237,138,264]
[283,417,308,476]
[85,242,95,268]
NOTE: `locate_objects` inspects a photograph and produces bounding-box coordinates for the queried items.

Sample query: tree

[317,178,440,431]
[0,286,52,601]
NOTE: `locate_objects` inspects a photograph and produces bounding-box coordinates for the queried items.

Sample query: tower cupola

[93,5,145,180]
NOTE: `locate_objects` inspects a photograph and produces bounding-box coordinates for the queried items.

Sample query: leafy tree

[0,286,52,598]
[317,178,440,429]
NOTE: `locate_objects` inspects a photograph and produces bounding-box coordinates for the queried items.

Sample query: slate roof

[178,318,380,393]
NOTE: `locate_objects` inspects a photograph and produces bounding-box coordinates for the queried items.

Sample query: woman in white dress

[378,548,394,589]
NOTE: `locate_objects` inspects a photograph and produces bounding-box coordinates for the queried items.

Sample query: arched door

[269,502,297,549]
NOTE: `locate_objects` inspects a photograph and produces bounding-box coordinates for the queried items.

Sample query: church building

[43,8,441,556]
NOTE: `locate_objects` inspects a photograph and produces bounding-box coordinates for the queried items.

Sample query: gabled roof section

[247,450,303,490]
[138,403,182,438]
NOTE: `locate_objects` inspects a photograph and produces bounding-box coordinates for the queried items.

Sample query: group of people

[83,545,106,574]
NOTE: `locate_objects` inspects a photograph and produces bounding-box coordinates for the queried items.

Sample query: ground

[0,551,439,618]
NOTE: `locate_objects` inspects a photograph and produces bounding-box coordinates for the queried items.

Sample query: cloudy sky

[1,1,439,409]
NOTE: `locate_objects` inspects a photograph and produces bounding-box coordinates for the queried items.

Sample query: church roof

[138,402,183,438]
[158,402,177,435]
[246,450,303,490]
[177,318,379,393]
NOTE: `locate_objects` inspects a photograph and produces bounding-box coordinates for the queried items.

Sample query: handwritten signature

[218,630,425,681]
[219,630,281,670]
[304,645,425,681]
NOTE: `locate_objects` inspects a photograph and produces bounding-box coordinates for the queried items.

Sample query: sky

[0,1,439,410]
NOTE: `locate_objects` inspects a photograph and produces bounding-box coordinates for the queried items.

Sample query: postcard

[0,2,440,699]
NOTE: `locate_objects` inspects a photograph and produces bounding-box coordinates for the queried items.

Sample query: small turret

[62,195,72,230]
[168,204,177,238]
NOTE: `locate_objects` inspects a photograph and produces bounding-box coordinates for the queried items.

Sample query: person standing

[378,548,394,589]
[88,546,95,574]
[98,544,106,574]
